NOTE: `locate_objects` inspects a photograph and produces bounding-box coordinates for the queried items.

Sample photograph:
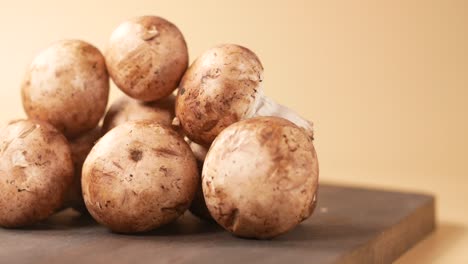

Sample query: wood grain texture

[0,184,435,264]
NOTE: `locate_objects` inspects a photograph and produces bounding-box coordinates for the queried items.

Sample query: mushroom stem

[247,89,314,139]
[184,137,208,161]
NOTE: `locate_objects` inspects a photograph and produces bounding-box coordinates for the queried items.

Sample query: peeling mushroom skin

[64,127,102,213]
[176,44,314,146]
[202,117,319,239]
[21,40,109,139]
[102,94,175,133]
[106,16,189,102]
[176,44,263,145]
[0,120,74,227]
[82,121,199,233]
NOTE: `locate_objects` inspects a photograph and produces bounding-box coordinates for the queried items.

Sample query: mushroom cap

[106,16,188,102]
[102,94,175,133]
[0,120,74,227]
[176,44,264,146]
[202,117,319,239]
[65,127,102,213]
[82,121,199,233]
[21,40,109,138]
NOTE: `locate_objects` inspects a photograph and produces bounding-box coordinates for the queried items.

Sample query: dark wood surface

[0,184,435,264]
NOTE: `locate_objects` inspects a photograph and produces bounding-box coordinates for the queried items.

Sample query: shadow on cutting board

[15,209,96,231]
[126,213,222,237]
[16,208,223,236]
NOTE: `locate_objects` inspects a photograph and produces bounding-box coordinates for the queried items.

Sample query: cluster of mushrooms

[0,15,319,239]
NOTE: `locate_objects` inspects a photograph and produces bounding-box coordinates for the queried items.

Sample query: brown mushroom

[202,117,319,239]
[176,44,313,146]
[0,120,74,227]
[82,121,199,233]
[21,40,109,138]
[102,94,175,133]
[106,16,188,102]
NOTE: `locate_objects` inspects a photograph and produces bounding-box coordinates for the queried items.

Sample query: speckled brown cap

[202,117,319,239]
[106,16,188,102]
[176,44,264,146]
[21,40,109,139]
[0,119,74,227]
[82,121,199,233]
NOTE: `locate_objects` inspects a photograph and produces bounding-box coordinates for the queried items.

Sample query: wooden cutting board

[0,184,435,264]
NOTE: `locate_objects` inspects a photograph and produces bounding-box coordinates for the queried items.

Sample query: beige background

[0,0,467,262]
